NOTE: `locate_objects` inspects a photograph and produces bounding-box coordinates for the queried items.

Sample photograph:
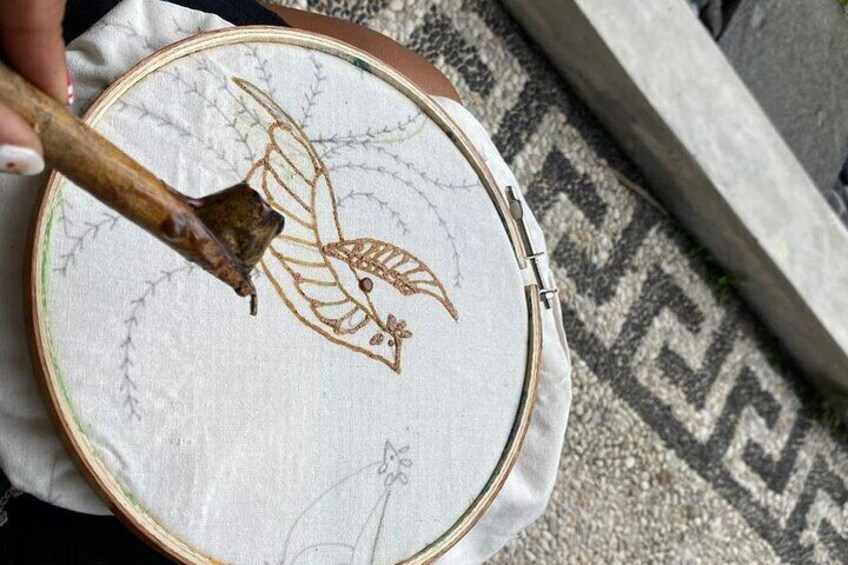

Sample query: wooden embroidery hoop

[27,27,543,564]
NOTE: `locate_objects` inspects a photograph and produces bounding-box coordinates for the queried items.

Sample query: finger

[0,102,45,176]
[0,0,69,104]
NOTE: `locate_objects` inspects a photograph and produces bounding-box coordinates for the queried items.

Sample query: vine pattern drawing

[276,440,413,565]
[119,263,196,421]
[53,198,119,276]
[47,48,479,418]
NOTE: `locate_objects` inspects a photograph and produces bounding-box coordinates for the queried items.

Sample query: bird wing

[235,78,402,371]
[323,238,458,321]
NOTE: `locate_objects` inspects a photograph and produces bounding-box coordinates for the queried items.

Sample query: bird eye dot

[359,277,374,293]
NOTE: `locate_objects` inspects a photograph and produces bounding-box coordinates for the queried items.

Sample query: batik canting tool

[0,61,285,315]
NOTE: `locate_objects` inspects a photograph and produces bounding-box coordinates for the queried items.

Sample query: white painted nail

[67,69,75,106]
[0,145,45,176]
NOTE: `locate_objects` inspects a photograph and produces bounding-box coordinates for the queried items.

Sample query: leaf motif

[323,238,459,321]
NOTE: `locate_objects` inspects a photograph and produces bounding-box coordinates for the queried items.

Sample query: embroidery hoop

[27,27,542,564]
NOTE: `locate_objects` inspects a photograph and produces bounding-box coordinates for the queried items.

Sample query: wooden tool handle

[0,61,255,299]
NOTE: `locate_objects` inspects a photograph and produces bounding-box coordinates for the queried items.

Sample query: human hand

[0,0,69,176]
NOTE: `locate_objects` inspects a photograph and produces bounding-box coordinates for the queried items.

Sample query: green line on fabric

[40,192,88,437]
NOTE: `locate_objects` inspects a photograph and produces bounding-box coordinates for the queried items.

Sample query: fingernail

[66,69,75,106]
[0,145,45,176]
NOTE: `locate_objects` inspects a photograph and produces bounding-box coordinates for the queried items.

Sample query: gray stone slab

[720,0,848,190]
[502,0,848,395]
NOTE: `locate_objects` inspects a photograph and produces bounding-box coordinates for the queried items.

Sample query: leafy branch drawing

[337,190,410,235]
[196,57,268,134]
[92,19,158,53]
[119,263,196,421]
[314,112,425,162]
[116,100,242,178]
[161,65,257,162]
[246,45,278,99]
[330,162,463,288]
[54,201,119,276]
[171,16,206,37]
[306,102,474,288]
[299,52,326,130]
[363,143,478,192]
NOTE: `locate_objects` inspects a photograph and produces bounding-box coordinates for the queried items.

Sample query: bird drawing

[278,440,413,565]
[235,78,458,373]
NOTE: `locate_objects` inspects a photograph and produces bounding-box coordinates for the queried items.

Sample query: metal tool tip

[250,293,258,316]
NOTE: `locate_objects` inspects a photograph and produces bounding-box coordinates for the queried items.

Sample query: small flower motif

[394,319,412,339]
[370,333,385,345]
[385,316,412,341]
[377,441,412,487]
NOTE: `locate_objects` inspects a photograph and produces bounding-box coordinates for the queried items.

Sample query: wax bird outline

[235,78,458,373]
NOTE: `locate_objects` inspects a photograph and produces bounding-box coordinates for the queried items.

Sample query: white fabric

[44,39,530,565]
[0,1,571,563]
